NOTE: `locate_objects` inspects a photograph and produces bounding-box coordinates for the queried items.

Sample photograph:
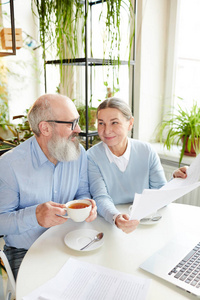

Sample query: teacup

[65,199,92,222]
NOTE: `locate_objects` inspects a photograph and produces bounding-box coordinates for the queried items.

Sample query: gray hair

[97,97,133,121]
[27,95,55,136]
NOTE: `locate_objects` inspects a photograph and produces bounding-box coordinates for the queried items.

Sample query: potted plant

[159,101,200,165]
[77,105,97,131]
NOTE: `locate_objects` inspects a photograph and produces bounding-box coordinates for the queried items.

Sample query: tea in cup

[65,199,92,222]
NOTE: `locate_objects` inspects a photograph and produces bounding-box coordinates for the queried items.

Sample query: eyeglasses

[46,117,80,131]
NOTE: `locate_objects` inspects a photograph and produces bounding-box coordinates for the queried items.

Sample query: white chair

[0,250,16,300]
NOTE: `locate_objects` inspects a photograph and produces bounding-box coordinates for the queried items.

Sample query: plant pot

[181,136,199,157]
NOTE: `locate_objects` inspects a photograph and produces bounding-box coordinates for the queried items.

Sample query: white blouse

[103,138,131,172]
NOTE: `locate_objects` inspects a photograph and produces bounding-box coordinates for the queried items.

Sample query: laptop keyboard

[168,242,200,288]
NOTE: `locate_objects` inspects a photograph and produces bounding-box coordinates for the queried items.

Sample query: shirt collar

[103,138,131,163]
[32,136,52,167]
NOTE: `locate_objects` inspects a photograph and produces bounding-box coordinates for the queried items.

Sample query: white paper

[23,258,150,300]
[129,154,200,221]
[161,152,200,190]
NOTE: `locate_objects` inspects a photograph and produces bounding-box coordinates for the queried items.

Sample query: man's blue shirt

[0,136,90,249]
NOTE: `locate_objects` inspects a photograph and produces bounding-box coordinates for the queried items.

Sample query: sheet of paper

[23,258,150,300]
[161,152,200,190]
[129,154,200,221]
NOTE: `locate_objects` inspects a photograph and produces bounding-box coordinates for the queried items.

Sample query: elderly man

[0,94,97,279]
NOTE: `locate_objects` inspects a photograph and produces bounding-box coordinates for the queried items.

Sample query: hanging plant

[31,0,85,60]
[97,0,135,92]
[102,0,135,63]
[32,0,135,62]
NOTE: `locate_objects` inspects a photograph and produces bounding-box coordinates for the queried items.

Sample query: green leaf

[159,100,200,165]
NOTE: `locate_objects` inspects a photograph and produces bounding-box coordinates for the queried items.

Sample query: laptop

[140,233,200,297]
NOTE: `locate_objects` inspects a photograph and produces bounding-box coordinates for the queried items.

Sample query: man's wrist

[112,213,121,226]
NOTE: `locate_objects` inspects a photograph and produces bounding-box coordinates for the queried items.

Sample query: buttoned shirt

[0,136,90,249]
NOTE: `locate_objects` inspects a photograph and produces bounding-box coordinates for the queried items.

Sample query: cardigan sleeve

[148,146,167,189]
[88,153,120,224]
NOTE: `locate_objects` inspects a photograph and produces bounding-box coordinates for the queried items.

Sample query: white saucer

[139,215,162,226]
[64,229,104,252]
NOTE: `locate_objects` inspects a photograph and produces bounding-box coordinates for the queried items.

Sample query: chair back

[0,250,16,300]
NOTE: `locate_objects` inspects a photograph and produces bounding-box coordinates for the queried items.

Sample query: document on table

[23,258,150,300]
[129,154,200,221]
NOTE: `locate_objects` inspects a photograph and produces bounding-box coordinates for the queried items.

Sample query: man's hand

[36,201,68,228]
[115,214,139,234]
[85,199,97,222]
[173,166,188,179]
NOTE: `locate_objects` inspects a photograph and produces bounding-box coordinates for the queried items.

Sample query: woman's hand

[173,166,188,179]
[115,214,139,234]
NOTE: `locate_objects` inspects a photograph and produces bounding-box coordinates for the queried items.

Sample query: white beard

[47,133,81,162]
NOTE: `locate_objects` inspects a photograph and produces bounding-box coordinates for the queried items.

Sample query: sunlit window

[174,0,200,109]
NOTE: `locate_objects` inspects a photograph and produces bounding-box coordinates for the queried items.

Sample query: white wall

[2,0,44,122]
[134,0,170,142]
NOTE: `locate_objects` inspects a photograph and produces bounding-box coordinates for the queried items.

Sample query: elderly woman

[87,98,187,234]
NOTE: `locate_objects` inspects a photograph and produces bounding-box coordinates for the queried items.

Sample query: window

[173,0,200,109]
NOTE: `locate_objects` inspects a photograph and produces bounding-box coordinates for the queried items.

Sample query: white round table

[16,203,200,300]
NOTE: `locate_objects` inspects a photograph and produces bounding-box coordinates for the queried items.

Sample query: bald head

[28,94,77,136]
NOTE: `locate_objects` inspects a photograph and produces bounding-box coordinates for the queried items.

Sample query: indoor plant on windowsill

[159,101,200,166]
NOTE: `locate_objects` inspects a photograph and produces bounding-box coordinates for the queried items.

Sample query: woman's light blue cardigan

[87,139,167,224]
